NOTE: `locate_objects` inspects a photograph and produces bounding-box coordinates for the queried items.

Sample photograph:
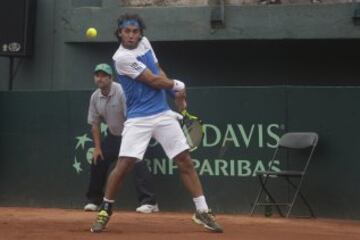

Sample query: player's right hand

[93,147,104,165]
[175,89,187,112]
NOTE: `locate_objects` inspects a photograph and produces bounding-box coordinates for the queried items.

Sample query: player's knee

[175,154,194,174]
[113,157,135,178]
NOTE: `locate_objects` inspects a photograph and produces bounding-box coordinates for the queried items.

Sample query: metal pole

[9,56,14,91]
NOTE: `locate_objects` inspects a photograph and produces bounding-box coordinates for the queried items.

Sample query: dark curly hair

[115,14,146,43]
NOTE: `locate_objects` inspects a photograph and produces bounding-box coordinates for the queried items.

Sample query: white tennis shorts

[119,110,189,160]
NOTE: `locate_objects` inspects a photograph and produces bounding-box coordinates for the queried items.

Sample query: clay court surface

[1,207,360,240]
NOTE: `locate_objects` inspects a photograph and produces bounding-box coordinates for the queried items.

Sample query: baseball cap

[94,63,113,76]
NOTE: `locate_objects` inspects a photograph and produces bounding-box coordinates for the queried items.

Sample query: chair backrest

[278,132,319,149]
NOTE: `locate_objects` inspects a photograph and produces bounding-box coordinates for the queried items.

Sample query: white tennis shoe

[136,204,159,214]
[84,203,99,212]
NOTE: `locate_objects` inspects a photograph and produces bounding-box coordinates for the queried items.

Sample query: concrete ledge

[64,3,360,42]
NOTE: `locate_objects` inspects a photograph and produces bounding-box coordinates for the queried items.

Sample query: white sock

[193,195,209,212]
[103,197,115,203]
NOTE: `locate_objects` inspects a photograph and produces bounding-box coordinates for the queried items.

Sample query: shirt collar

[100,82,114,98]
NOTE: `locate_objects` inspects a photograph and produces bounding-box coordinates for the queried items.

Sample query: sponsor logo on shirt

[130,62,143,71]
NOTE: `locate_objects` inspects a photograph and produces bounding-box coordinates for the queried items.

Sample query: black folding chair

[250,132,319,218]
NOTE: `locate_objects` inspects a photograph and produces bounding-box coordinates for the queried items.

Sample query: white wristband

[172,79,185,91]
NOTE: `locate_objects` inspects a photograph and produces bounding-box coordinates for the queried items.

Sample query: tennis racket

[180,110,204,152]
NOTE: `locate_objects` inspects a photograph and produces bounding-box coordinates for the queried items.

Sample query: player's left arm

[157,64,187,112]
[157,64,174,95]
[157,64,168,79]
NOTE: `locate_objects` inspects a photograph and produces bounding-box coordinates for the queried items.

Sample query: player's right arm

[175,90,187,112]
[88,94,104,164]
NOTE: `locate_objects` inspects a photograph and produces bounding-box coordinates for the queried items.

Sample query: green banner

[1,87,360,219]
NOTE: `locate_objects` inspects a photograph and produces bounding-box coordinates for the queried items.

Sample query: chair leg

[250,175,266,216]
[285,177,315,218]
[251,148,280,216]
[258,175,284,217]
[285,176,307,218]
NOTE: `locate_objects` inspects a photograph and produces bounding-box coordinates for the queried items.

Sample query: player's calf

[174,151,224,233]
[90,157,135,233]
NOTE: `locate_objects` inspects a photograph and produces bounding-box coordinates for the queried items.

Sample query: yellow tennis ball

[86,27,97,38]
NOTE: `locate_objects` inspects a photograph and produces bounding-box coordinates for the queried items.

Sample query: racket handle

[181,110,196,120]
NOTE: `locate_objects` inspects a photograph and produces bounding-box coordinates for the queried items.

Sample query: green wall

[1,87,360,219]
[2,39,360,90]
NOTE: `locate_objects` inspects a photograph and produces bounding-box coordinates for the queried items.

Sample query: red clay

[0,207,359,240]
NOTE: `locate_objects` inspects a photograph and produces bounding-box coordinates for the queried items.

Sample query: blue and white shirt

[112,37,170,119]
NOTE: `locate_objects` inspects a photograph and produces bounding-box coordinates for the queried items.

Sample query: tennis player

[90,14,223,233]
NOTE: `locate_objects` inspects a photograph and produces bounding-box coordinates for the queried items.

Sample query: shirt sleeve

[115,53,147,79]
[142,37,158,64]
[87,94,101,125]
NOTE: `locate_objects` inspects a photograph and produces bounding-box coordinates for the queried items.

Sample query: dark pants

[86,132,157,206]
